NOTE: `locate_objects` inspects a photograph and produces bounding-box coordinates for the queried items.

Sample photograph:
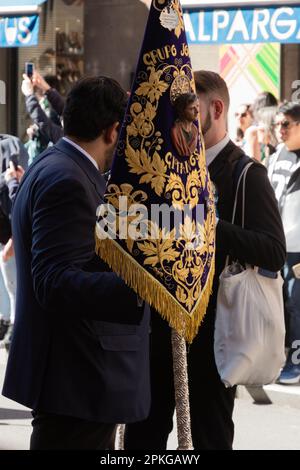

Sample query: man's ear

[103,122,120,144]
[213,100,224,120]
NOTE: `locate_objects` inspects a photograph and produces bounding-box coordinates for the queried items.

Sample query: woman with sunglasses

[234,103,264,161]
[238,92,279,162]
[234,104,253,144]
[256,106,278,166]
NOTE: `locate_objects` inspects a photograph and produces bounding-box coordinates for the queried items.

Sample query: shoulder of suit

[224,139,243,153]
[33,147,86,184]
[245,159,270,189]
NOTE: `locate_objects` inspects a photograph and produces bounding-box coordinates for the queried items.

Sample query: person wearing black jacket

[22,74,64,146]
[32,71,65,117]
[125,71,286,450]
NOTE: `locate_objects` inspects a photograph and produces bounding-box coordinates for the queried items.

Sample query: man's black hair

[278,102,300,122]
[63,76,127,142]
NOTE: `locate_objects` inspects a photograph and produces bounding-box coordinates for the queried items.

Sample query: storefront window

[55,0,84,96]
[17,0,84,137]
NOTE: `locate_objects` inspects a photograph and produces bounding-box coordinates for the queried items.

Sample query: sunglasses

[275,120,299,129]
[235,112,248,118]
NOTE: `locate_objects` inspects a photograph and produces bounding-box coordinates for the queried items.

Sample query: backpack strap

[233,153,252,194]
[231,161,254,226]
[225,158,254,268]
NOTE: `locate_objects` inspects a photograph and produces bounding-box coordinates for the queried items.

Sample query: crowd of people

[0,65,299,450]
[234,91,278,165]
[233,92,300,384]
[0,71,66,352]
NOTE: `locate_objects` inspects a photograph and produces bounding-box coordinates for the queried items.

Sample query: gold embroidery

[136,68,169,103]
[97,30,216,341]
[172,0,184,38]
[170,73,191,103]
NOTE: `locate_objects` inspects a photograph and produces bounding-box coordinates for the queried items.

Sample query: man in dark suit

[125,71,286,450]
[2,77,150,450]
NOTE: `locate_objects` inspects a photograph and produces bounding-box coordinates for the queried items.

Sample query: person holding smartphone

[21,73,63,150]
[25,62,34,79]
[32,70,65,117]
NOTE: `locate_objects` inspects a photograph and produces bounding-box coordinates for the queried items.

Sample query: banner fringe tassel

[95,234,215,344]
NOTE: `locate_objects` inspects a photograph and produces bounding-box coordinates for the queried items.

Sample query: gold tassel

[95,233,215,343]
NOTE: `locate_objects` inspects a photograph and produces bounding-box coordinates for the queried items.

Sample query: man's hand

[32,70,50,93]
[5,161,25,183]
[21,74,34,97]
[2,238,14,262]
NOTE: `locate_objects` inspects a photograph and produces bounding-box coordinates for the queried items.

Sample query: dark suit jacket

[141,140,286,451]
[207,139,286,322]
[2,138,150,424]
[189,139,286,354]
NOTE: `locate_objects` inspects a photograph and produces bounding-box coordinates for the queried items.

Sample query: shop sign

[184,5,300,44]
[0,15,39,47]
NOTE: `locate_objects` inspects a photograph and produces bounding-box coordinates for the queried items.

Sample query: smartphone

[25,62,34,79]
[292,263,300,279]
[9,155,18,171]
[257,268,278,279]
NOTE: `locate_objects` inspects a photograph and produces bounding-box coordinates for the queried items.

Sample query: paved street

[168,386,300,450]
[1,349,300,451]
[0,350,31,450]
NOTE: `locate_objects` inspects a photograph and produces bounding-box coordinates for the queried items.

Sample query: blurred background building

[0,0,300,138]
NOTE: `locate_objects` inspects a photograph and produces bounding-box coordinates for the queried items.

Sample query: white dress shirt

[205,133,230,167]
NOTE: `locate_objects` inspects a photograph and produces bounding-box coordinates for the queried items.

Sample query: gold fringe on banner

[95,234,215,344]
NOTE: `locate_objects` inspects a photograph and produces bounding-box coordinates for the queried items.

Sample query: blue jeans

[0,244,17,324]
[284,253,300,347]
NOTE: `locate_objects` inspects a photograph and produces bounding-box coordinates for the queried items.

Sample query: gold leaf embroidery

[125,143,167,196]
[136,68,169,103]
[111,59,216,314]
[165,173,185,210]
[165,171,201,209]
[105,183,148,254]
[173,0,184,38]
[186,170,201,209]
[138,225,178,268]
[179,215,196,245]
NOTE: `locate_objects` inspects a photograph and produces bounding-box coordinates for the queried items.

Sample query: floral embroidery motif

[105,61,215,314]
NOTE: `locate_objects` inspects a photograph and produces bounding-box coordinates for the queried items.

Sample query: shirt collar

[63,137,99,170]
[205,133,230,167]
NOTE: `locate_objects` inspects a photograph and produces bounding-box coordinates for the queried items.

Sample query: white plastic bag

[214,160,286,387]
[214,263,286,387]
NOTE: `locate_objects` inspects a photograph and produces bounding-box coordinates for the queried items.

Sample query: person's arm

[22,75,63,144]
[217,163,286,271]
[25,95,63,144]
[244,126,261,161]
[2,238,14,262]
[6,178,19,204]
[45,88,65,116]
[32,70,65,116]
[5,162,24,204]
[30,176,140,324]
